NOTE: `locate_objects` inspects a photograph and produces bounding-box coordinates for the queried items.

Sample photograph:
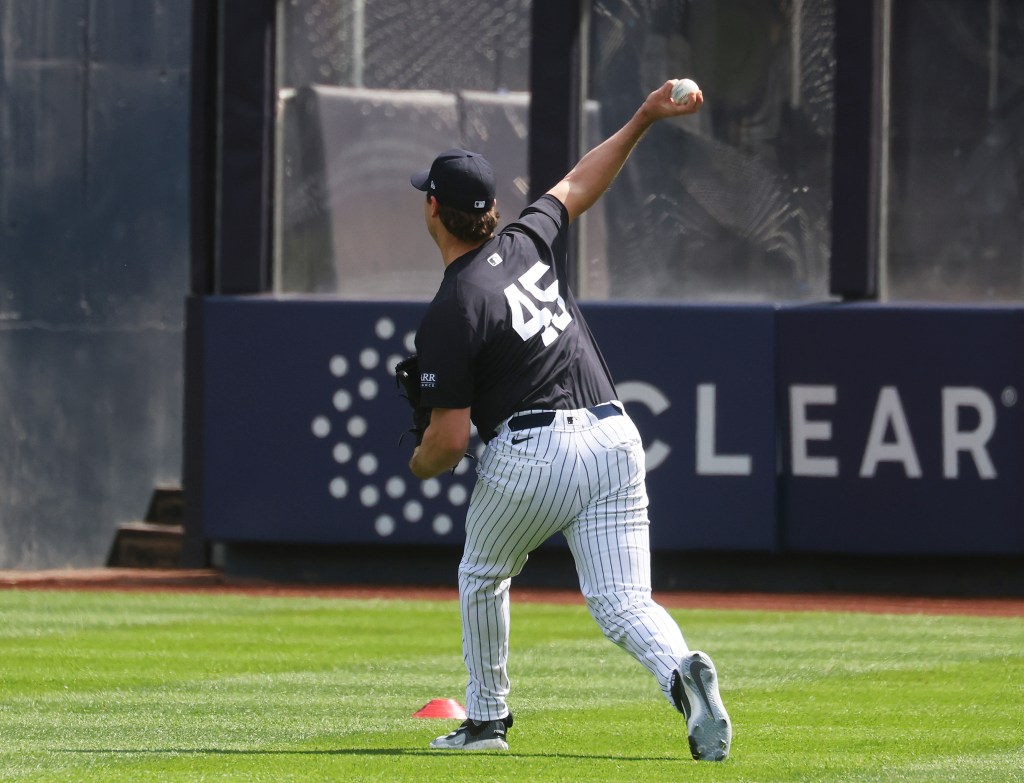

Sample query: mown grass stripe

[1,589,1021,782]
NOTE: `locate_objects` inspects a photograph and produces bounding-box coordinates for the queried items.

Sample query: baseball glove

[394,355,432,446]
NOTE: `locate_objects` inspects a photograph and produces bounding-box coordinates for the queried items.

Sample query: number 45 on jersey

[504,261,573,346]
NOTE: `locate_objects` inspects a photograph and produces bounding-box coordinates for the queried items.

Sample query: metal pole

[791,0,802,109]
[352,0,365,88]
[878,0,892,301]
[273,0,286,292]
[988,0,999,113]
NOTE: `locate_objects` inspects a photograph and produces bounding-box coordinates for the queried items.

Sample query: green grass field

[1,588,1021,782]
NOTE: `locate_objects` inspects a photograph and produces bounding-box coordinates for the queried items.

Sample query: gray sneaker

[670,651,732,761]
[429,713,513,751]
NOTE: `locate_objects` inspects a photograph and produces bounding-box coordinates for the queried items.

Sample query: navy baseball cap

[411,148,495,213]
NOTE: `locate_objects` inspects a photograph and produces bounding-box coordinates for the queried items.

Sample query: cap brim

[410,168,431,191]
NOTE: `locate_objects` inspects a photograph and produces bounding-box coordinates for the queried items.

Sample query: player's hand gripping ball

[670,78,700,107]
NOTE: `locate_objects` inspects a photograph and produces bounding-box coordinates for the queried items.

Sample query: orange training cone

[413,698,467,719]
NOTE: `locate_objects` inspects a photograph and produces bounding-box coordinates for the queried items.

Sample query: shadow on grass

[58,748,682,762]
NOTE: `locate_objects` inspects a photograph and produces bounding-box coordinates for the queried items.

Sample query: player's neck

[437,233,489,268]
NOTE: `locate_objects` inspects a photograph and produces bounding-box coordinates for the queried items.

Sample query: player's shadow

[58,747,680,762]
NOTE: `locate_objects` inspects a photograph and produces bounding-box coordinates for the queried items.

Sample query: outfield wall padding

[201,298,1023,556]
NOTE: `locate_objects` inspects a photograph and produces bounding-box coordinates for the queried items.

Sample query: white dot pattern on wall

[311,329,479,539]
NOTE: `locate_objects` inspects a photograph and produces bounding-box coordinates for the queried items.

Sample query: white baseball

[671,78,700,106]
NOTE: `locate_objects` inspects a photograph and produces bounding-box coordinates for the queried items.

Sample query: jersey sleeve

[508,195,570,278]
[415,293,476,410]
[511,195,567,242]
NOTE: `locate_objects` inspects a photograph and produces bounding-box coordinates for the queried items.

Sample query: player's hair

[433,195,499,244]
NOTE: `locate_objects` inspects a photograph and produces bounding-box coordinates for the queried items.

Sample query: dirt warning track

[2,568,1022,618]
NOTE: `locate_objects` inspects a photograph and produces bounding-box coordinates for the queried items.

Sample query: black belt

[507,402,621,432]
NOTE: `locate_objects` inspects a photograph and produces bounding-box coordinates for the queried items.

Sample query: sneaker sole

[680,652,732,762]
[429,738,508,751]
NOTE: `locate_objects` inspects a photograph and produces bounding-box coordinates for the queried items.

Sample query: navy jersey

[415,195,617,439]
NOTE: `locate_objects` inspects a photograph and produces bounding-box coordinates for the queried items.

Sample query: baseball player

[405,80,731,761]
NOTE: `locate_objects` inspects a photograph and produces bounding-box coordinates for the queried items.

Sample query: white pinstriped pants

[459,403,689,721]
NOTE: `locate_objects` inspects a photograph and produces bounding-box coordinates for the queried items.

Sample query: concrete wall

[0,1,190,568]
